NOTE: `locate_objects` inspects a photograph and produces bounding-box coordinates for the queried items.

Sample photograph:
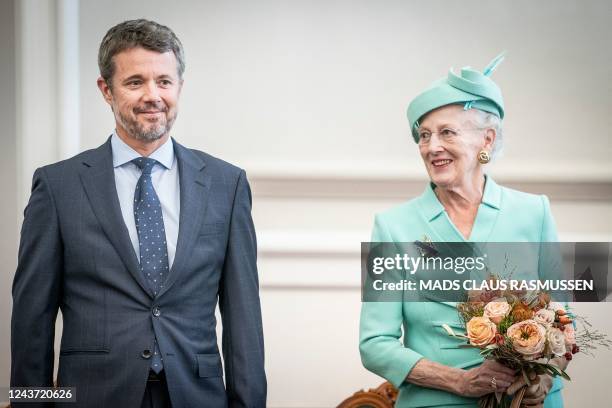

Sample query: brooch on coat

[414,235,438,258]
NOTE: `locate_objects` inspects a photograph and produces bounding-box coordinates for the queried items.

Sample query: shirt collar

[419,175,501,222]
[111,131,175,170]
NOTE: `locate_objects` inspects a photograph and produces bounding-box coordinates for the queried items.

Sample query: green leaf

[559,369,572,381]
[522,368,532,386]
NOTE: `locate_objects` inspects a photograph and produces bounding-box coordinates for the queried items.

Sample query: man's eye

[159,80,172,86]
[127,81,142,86]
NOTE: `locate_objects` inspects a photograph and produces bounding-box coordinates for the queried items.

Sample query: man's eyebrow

[122,74,144,82]
[121,74,176,83]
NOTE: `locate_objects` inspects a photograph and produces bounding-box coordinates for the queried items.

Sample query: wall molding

[250,175,612,202]
[256,230,612,289]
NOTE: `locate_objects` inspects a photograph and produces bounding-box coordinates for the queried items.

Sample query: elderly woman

[359,55,567,408]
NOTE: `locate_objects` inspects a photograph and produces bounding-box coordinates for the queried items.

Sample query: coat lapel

[156,138,211,298]
[415,177,503,306]
[417,182,464,242]
[415,184,460,306]
[468,176,502,242]
[79,137,153,297]
[417,176,502,243]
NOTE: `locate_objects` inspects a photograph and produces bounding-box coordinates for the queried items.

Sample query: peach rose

[484,298,511,324]
[466,316,497,347]
[507,319,546,360]
[533,308,556,327]
[546,327,566,357]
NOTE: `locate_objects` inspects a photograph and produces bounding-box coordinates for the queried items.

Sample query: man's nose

[142,81,161,102]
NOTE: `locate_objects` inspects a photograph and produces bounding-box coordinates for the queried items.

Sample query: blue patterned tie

[132,157,168,373]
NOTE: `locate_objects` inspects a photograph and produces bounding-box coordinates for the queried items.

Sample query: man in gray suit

[11,19,266,408]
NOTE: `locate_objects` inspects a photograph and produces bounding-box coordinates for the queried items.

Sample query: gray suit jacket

[11,137,266,408]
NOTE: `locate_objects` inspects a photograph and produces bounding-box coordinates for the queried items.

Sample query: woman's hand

[458,359,517,398]
[519,374,553,408]
[517,355,567,407]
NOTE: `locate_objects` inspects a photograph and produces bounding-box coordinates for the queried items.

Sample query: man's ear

[97,77,113,105]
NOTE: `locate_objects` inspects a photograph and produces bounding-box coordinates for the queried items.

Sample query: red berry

[572,345,579,354]
[564,352,573,361]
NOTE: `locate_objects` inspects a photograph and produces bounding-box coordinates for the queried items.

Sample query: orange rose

[511,302,534,322]
[466,316,497,347]
[507,319,546,360]
[537,292,551,308]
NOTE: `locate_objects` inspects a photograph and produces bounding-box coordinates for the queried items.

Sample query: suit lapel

[156,138,210,298]
[79,137,153,297]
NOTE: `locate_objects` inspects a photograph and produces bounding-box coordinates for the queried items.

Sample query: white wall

[78,0,612,181]
[0,0,17,398]
[3,0,612,407]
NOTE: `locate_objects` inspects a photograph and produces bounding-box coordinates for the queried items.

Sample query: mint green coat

[359,177,564,407]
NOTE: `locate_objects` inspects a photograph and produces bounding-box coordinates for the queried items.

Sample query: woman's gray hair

[472,109,504,159]
[98,19,185,89]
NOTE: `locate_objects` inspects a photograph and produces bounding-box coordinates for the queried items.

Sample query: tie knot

[132,157,158,175]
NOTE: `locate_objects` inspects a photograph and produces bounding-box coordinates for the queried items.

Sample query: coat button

[152,306,161,317]
[141,349,152,359]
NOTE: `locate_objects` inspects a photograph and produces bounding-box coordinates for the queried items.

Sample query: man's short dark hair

[98,19,185,88]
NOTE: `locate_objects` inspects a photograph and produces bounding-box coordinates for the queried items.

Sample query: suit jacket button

[141,349,152,359]
[152,306,161,317]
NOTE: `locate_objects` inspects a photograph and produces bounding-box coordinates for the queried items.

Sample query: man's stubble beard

[116,106,178,143]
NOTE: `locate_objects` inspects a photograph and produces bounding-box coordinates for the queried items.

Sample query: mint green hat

[407,53,506,143]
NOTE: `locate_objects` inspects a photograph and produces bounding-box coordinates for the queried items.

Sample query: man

[11,19,266,408]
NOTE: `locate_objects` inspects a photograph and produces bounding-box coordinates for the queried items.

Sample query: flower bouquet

[442,277,611,408]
